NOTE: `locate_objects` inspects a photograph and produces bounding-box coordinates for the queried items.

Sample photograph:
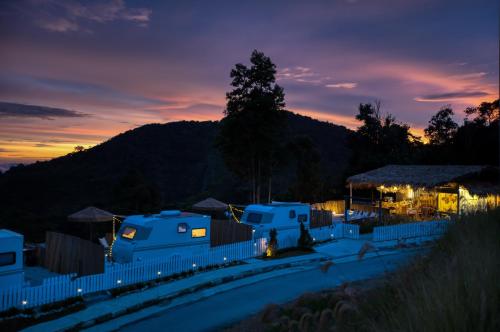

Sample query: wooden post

[378,189,383,223]
[344,195,349,223]
[349,182,353,207]
[457,185,460,217]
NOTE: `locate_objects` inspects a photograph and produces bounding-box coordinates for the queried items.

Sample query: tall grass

[355,209,500,332]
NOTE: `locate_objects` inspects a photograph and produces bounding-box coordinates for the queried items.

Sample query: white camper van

[0,229,24,289]
[240,202,310,248]
[112,211,210,264]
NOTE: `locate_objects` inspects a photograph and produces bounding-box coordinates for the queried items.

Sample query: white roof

[245,202,308,213]
[124,211,209,227]
[0,229,22,239]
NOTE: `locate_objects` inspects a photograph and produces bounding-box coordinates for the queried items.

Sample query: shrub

[266,228,279,257]
[297,222,313,248]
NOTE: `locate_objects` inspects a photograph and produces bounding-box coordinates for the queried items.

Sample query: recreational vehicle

[0,229,24,289]
[240,202,310,247]
[112,211,210,264]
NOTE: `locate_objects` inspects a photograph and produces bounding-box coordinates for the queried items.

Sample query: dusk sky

[0,0,498,165]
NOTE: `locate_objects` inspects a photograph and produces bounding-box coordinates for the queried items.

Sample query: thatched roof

[466,182,500,196]
[68,206,115,223]
[192,197,228,210]
[347,165,487,189]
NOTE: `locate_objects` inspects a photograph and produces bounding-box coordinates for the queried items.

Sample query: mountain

[0,112,352,240]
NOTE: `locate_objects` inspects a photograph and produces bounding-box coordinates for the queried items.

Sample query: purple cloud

[32,0,152,32]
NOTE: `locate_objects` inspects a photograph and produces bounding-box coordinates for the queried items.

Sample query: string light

[228,204,243,223]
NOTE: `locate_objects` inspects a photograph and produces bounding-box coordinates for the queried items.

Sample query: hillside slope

[0,112,352,238]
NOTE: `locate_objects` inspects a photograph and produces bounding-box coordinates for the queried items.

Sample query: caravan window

[192,228,206,238]
[247,213,263,224]
[177,223,188,233]
[121,227,137,240]
[298,214,308,222]
[0,252,15,267]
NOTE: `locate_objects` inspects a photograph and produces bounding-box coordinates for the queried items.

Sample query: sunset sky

[0,0,498,166]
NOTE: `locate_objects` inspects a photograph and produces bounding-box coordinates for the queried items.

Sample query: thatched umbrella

[68,206,117,240]
[192,197,228,210]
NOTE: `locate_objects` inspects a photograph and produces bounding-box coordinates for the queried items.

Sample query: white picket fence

[310,223,360,242]
[0,239,267,312]
[0,222,362,312]
[372,220,450,242]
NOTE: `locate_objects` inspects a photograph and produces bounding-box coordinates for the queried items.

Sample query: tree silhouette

[350,100,420,172]
[216,50,286,203]
[465,100,499,126]
[425,106,458,145]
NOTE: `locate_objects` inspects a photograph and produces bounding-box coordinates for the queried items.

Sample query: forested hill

[0,112,352,239]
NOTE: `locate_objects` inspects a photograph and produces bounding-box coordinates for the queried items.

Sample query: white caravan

[240,202,310,248]
[112,211,210,264]
[0,229,24,289]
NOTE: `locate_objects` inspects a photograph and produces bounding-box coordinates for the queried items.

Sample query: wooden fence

[310,209,333,229]
[372,220,449,241]
[312,200,344,213]
[44,232,104,276]
[210,219,253,246]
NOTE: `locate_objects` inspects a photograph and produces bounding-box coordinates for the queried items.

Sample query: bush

[297,222,313,248]
[266,228,279,257]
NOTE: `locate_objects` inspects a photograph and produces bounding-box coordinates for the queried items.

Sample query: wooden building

[346,165,500,219]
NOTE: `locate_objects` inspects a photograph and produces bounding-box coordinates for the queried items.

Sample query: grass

[353,209,500,332]
[226,209,500,332]
[0,296,85,331]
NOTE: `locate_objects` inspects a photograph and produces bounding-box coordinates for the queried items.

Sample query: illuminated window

[177,223,188,233]
[0,252,15,267]
[121,227,137,239]
[191,228,206,238]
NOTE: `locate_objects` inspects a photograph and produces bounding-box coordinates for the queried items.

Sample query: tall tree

[216,50,286,203]
[287,136,323,202]
[350,100,420,171]
[424,106,458,145]
[464,100,499,125]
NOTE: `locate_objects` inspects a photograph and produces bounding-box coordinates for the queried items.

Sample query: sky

[0,0,498,166]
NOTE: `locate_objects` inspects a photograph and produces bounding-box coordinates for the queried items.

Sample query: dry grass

[353,209,500,332]
[226,209,500,332]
